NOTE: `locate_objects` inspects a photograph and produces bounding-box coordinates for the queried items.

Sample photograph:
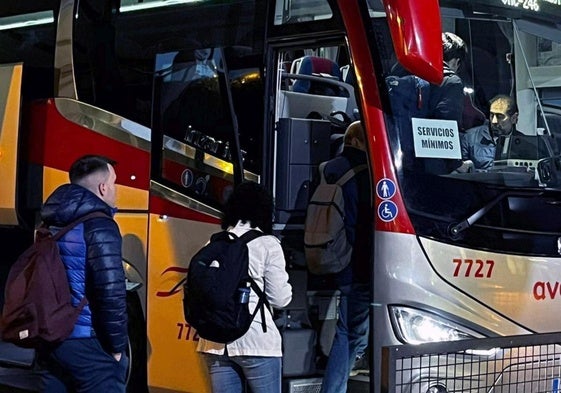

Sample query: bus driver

[460,94,522,170]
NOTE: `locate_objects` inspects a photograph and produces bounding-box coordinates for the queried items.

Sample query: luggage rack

[382,332,561,393]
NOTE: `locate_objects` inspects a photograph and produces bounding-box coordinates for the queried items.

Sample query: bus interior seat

[276,269,317,377]
[291,56,346,99]
[291,56,342,94]
[278,90,348,119]
[279,56,357,121]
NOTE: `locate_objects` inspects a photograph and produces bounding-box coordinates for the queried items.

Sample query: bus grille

[383,332,561,393]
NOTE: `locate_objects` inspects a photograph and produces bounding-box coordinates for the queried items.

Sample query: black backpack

[183,230,270,343]
[0,212,107,348]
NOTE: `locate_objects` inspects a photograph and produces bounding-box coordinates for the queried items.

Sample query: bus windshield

[368,1,561,255]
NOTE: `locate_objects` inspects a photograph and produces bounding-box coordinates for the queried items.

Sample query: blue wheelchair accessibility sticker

[378,200,398,222]
[376,178,396,200]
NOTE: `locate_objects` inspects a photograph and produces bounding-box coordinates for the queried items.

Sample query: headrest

[295,56,341,79]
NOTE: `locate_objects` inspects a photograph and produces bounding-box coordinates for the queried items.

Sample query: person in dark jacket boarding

[38,155,128,393]
[320,122,372,393]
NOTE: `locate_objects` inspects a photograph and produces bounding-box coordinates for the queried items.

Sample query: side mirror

[382,0,443,85]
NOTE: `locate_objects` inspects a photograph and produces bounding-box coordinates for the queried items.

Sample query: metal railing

[382,332,561,393]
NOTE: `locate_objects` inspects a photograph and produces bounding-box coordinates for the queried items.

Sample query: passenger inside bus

[423,32,467,174]
[388,32,469,175]
[389,32,466,126]
[430,32,467,127]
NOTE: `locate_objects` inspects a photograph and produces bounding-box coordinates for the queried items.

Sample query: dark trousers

[38,338,128,393]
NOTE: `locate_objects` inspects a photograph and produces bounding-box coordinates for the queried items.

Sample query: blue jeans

[321,283,369,393]
[38,338,128,393]
[203,353,282,393]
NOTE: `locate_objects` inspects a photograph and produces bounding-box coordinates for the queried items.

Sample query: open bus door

[148,44,261,391]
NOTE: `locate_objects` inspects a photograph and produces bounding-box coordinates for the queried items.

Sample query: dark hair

[442,32,467,63]
[69,155,117,184]
[489,94,518,116]
[221,182,274,234]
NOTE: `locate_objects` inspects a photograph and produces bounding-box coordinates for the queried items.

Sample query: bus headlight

[390,306,483,344]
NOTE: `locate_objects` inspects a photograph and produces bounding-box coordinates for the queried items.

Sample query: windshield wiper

[449,190,541,237]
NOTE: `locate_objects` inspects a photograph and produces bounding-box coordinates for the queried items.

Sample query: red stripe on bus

[26,99,150,190]
[338,0,415,235]
[149,194,221,225]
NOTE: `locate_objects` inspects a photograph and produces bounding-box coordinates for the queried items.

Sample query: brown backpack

[0,212,108,348]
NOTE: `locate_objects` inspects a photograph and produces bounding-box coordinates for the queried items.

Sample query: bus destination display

[499,0,561,12]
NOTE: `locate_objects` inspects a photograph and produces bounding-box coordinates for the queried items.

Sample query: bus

[2,0,561,392]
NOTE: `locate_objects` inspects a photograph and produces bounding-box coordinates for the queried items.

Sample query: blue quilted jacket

[40,184,128,353]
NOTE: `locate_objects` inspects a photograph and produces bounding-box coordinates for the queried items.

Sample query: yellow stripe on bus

[43,166,149,210]
[0,63,23,226]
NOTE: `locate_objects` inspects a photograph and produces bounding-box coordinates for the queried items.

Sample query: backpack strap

[335,164,368,187]
[318,161,328,184]
[319,161,368,187]
[239,229,271,334]
[238,229,265,244]
[51,211,112,241]
[249,278,271,334]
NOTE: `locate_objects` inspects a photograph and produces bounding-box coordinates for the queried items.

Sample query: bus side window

[224,47,265,175]
[154,46,263,209]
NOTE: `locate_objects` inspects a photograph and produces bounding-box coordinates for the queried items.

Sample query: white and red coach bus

[2,0,561,392]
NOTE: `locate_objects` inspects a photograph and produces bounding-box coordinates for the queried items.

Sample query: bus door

[148,43,263,392]
[265,0,372,389]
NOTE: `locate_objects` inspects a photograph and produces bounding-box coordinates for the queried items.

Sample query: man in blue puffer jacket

[38,155,128,393]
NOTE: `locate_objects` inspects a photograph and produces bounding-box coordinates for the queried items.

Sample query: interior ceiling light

[120,0,202,13]
[0,11,54,31]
